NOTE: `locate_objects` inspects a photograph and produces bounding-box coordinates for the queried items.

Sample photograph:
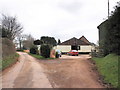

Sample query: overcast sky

[0,0,119,44]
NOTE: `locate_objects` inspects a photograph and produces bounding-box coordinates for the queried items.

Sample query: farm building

[54,36,94,54]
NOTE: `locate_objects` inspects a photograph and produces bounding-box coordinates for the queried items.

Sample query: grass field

[2,53,19,70]
[93,54,119,87]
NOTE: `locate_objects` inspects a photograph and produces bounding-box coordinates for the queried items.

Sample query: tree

[40,36,57,46]
[30,45,38,54]
[1,14,23,40]
[102,2,120,55]
[16,34,24,50]
[40,44,51,58]
[34,39,43,45]
[22,34,34,49]
[58,39,61,45]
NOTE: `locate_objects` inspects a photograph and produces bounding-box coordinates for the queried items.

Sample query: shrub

[40,44,51,58]
[97,49,105,57]
[30,45,38,54]
[2,38,16,59]
[91,49,105,58]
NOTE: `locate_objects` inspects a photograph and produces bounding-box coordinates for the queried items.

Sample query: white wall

[53,45,93,53]
[78,45,92,52]
[53,45,71,52]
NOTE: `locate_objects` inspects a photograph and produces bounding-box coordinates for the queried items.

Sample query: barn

[54,36,94,54]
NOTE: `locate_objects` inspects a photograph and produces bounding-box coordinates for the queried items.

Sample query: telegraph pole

[108,0,110,18]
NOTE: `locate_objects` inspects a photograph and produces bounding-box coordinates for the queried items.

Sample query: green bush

[40,44,51,58]
[97,49,105,57]
[30,45,38,54]
[91,49,104,58]
[91,50,98,57]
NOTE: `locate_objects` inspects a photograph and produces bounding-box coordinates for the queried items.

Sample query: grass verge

[1,53,19,70]
[29,53,55,60]
[93,54,119,88]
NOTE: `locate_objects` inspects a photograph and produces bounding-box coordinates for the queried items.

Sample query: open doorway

[71,45,78,50]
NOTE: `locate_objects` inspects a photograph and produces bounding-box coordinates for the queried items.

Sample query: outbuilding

[54,36,94,54]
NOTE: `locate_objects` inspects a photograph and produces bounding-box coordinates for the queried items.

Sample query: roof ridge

[60,36,90,45]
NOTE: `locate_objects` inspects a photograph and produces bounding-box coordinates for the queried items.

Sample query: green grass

[29,53,55,60]
[93,54,119,87]
[1,53,19,70]
[29,53,45,59]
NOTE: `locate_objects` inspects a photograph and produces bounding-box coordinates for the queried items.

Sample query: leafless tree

[16,34,25,50]
[1,14,23,41]
[22,34,34,49]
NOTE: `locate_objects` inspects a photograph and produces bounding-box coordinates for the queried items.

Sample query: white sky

[0,0,119,44]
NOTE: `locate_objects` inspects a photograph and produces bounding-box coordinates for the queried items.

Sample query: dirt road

[2,52,104,88]
[2,52,52,88]
[39,55,104,88]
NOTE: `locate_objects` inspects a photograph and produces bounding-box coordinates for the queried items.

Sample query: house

[97,20,108,46]
[54,36,94,54]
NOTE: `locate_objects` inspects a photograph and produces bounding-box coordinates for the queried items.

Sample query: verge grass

[93,54,119,87]
[1,53,19,70]
[29,53,55,60]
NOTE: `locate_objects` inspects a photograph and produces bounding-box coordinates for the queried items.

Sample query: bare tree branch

[1,14,23,40]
